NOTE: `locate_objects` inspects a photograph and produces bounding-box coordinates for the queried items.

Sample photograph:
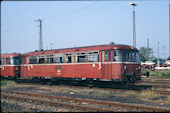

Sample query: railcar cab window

[105,51,111,61]
[0,58,3,65]
[29,56,37,64]
[46,55,54,63]
[88,51,99,62]
[114,50,123,62]
[38,55,45,64]
[5,57,14,65]
[13,57,21,65]
[5,58,10,64]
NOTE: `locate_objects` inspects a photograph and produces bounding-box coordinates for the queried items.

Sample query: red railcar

[20,43,141,83]
[0,53,22,78]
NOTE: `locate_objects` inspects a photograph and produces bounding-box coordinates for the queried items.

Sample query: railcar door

[101,50,112,80]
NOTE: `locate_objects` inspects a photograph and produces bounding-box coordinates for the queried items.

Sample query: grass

[167,95,170,103]
[126,91,138,97]
[142,70,170,78]
[139,90,162,100]
[1,79,19,87]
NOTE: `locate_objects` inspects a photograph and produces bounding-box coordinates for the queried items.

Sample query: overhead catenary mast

[130,2,137,47]
[35,19,43,51]
[147,38,149,61]
[157,41,160,67]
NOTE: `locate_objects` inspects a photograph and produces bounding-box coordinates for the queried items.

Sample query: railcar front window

[10,57,14,65]
[113,50,140,62]
[14,57,21,65]
[6,58,10,64]
[0,58,3,65]
[105,52,108,61]
[135,52,140,62]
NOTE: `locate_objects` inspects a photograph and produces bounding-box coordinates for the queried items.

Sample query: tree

[139,47,154,62]
[167,56,170,60]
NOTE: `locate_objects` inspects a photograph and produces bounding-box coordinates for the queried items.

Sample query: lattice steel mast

[130,2,137,47]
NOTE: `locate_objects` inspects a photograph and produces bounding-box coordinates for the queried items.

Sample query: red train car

[0,53,21,78]
[20,43,141,83]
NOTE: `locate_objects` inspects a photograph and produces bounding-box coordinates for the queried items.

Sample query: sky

[1,0,169,59]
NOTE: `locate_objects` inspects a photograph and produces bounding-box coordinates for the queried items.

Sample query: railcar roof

[0,53,21,57]
[24,44,138,56]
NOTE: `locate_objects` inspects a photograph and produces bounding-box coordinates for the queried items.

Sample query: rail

[2,89,170,112]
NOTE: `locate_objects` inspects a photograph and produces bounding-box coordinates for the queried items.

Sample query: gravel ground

[1,97,78,112]
[1,83,170,112]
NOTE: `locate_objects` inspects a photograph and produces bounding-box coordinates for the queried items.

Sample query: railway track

[134,80,170,89]
[1,89,170,112]
[15,80,170,95]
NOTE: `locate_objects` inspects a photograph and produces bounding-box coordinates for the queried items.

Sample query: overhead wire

[42,2,120,48]
[2,21,34,35]
[43,1,99,21]
[43,22,75,48]
[2,2,98,35]
[49,1,119,25]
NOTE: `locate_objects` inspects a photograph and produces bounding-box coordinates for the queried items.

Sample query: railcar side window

[55,57,63,63]
[46,55,54,63]
[29,56,37,64]
[77,52,86,62]
[87,51,99,62]
[38,55,45,64]
[65,53,72,63]
[77,56,86,62]
[66,56,72,63]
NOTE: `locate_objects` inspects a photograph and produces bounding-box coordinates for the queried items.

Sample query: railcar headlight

[136,66,141,70]
[124,66,127,70]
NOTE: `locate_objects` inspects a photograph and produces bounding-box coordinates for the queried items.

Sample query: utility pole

[169,0,170,58]
[50,43,53,50]
[130,2,137,47]
[35,19,43,51]
[157,41,160,67]
[147,38,149,61]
